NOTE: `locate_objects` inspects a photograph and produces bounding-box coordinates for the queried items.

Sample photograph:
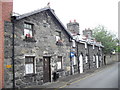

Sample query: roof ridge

[16,6,51,20]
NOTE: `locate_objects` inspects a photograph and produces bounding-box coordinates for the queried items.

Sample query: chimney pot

[74,19,76,22]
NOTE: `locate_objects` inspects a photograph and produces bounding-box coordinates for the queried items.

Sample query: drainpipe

[76,41,80,73]
[70,46,72,75]
[11,16,16,89]
[98,46,100,67]
[87,43,90,69]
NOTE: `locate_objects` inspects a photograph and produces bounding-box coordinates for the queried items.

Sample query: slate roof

[15,6,73,39]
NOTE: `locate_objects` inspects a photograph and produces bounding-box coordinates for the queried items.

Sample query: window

[24,23,33,38]
[85,43,87,49]
[73,56,77,65]
[93,55,96,62]
[57,56,62,70]
[93,44,95,49]
[99,46,101,50]
[72,40,76,48]
[25,56,35,75]
[56,31,61,42]
[56,31,63,46]
[99,56,102,62]
[85,55,88,63]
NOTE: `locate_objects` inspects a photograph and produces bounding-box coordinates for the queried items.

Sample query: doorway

[96,55,99,68]
[43,57,51,83]
[79,54,83,73]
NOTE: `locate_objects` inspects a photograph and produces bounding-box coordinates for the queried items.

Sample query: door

[96,55,99,68]
[79,54,83,73]
[43,57,51,83]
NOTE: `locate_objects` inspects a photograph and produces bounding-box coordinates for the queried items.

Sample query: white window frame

[93,55,96,62]
[93,44,95,49]
[25,56,35,75]
[85,56,88,63]
[85,42,87,49]
[72,40,76,48]
[73,56,77,65]
[56,35,60,42]
[56,31,61,42]
[57,56,62,70]
[24,23,33,38]
[99,46,101,50]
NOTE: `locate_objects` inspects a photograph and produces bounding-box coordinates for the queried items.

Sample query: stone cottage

[4,6,74,88]
[66,21,104,75]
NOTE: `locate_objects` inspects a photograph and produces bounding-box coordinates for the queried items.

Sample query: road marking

[58,63,116,88]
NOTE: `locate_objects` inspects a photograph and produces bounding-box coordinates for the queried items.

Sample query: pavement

[26,62,117,88]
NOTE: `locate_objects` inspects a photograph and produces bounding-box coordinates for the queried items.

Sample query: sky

[13,0,119,37]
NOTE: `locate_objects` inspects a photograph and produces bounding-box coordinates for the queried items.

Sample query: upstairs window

[56,31,61,41]
[23,23,36,42]
[24,23,33,38]
[85,43,87,49]
[72,40,76,48]
[56,31,63,46]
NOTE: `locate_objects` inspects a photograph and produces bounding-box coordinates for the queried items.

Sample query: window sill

[24,73,37,77]
[23,37,36,42]
[56,69,64,72]
[56,40,63,46]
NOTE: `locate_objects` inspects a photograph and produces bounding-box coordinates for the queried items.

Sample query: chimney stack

[67,20,79,35]
[83,28,92,38]
[1,0,13,21]
[0,0,13,88]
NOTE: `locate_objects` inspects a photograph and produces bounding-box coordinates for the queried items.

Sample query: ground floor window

[85,55,88,63]
[93,55,96,62]
[99,56,102,62]
[73,56,77,65]
[25,56,35,75]
[57,56,62,70]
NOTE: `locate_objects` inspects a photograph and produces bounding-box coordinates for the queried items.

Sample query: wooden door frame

[43,56,51,83]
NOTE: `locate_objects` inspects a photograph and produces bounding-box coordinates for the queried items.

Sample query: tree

[92,25,117,54]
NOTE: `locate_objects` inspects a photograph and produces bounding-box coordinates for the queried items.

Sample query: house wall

[0,0,13,88]
[4,10,71,88]
[76,42,104,73]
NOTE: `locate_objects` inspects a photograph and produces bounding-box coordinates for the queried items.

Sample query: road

[63,62,119,88]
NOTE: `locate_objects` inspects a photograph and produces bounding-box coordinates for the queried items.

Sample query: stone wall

[4,21,13,88]
[4,10,71,88]
[106,53,118,64]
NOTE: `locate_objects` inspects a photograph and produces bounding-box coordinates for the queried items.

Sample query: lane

[64,62,119,88]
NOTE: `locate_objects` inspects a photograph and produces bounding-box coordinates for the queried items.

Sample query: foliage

[92,25,117,54]
[116,46,120,52]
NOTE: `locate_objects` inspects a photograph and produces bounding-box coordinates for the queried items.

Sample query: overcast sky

[13,0,119,36]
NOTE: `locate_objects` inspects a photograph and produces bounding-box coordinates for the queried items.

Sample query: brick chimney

[67,20,79,35]
[0,0,13,88]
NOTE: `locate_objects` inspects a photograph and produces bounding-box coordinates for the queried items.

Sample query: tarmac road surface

[64,62,119,88]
